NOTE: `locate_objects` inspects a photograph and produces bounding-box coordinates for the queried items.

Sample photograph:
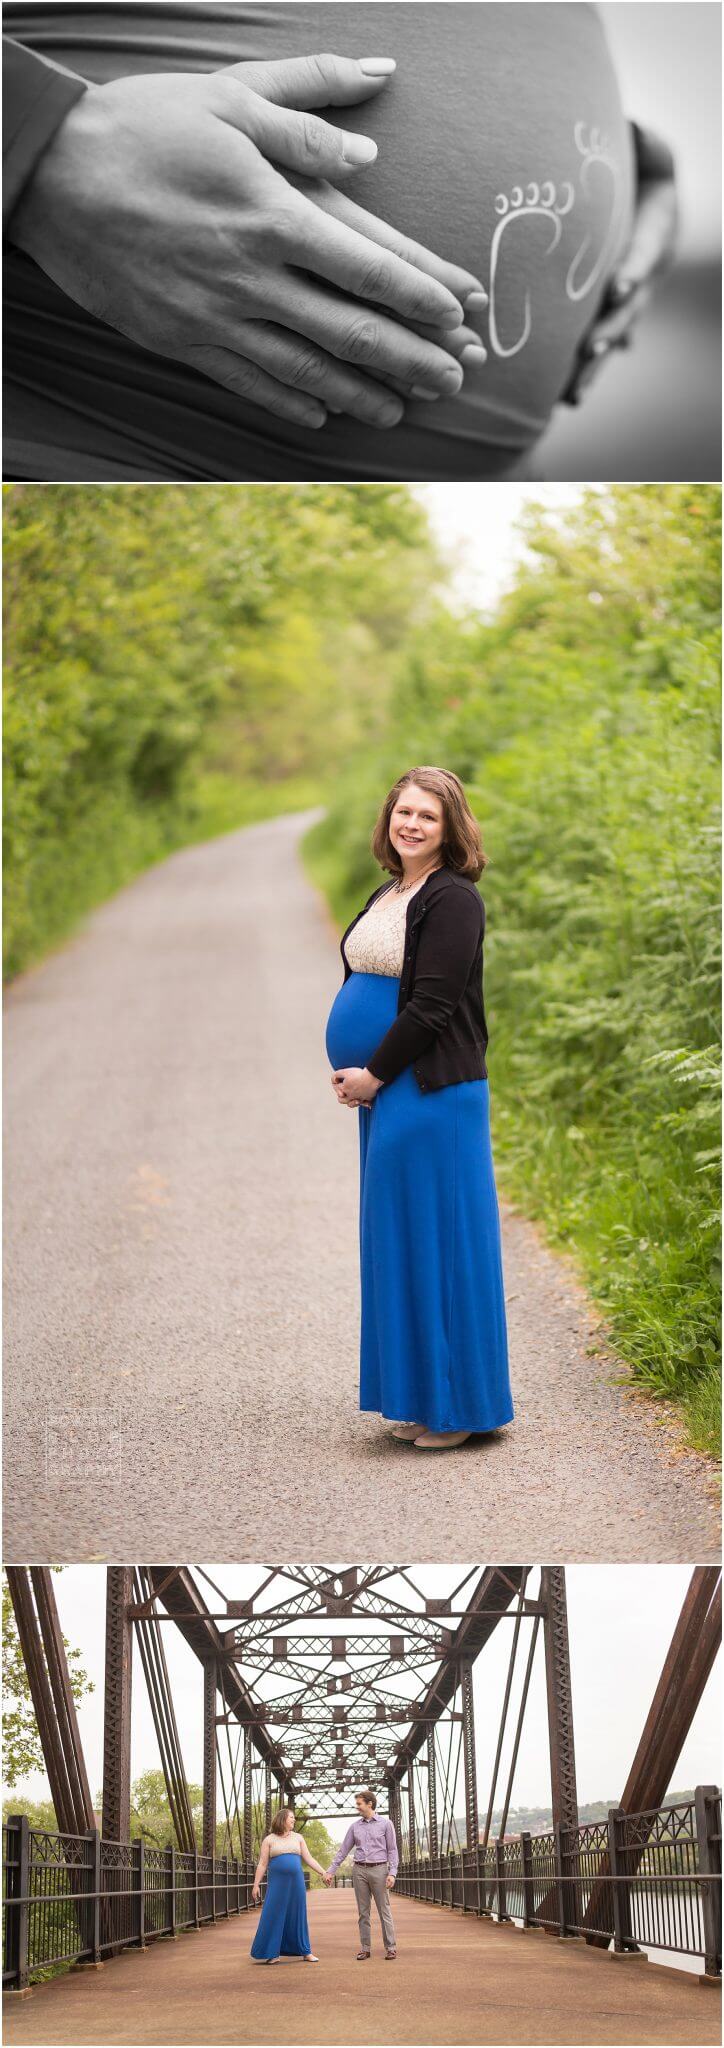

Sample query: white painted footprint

[566,123,625,302]
[487,180,575,358]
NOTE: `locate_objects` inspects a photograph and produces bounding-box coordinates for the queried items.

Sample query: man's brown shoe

[356,1949,370,1960]
[385,1949,397,1959]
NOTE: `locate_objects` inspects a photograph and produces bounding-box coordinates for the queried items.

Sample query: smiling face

[389,783,446,874]
[283,1810,295,1833]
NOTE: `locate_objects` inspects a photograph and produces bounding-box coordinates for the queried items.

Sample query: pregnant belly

[4,2,635,480]
[326,973,400,1074]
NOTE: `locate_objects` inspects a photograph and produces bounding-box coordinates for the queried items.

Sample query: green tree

[3,484,438,977]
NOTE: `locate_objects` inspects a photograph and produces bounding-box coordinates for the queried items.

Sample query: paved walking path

[3,1891,719,2046]
[4,810,719,1561]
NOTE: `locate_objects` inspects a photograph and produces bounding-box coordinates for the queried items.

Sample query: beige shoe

[413,1430,472,1449]
[388,1421,424,1440]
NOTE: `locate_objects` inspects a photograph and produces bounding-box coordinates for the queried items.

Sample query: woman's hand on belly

[332,1066,384,1107]
[7,52,486,432]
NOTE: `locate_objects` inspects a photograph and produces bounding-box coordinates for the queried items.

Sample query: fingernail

[609,277,635,303]
[464,289,489,310]
[438,303,465,329]
[439,365,463,394]
[412,385,440,400]
[303,406,327,429]
[342,134,378,165]
[358,57,397,75]
[371,400,404,427]
[460,343,487,366]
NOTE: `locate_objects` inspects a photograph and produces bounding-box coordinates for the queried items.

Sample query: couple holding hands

[250,1791,398,1965]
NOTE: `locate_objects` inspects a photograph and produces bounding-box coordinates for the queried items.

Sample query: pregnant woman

[250,1808,326,1965]
[2,2,654,481]
[325,768,513,1451]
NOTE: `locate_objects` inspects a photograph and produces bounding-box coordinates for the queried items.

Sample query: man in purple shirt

[324,1790,398,1959]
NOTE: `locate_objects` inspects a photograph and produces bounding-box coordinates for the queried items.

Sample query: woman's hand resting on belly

[332,1066,384,1107]
[6,50,487,432]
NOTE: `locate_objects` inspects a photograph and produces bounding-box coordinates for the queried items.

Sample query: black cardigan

[339,865,489,1094]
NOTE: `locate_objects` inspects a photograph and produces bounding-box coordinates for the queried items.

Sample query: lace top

[344,877,429,977]
[266,1832,303,1858]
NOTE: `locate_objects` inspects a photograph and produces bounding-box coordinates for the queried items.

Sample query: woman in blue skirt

[325,765,514,1451]
[250,1807,327,1964]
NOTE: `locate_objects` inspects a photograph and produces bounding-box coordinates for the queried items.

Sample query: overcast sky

[411,483,586,610]
[7,1566,720,1842]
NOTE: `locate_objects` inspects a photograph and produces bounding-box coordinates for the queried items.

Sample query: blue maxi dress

[325,969,514,1434]
[250,1851,312,1961]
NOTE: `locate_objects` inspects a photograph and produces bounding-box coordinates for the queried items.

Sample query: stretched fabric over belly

[4,3,635,480]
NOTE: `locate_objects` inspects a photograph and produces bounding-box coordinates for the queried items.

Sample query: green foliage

[2,1572,94,1789]
[303,486,722,1457]
[3,484,436,978]
[5,481,720,1453]
[2,1768,334,1884]
[1,1795,59,1831]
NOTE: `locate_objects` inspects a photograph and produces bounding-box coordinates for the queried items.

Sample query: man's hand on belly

[7,52,486,431]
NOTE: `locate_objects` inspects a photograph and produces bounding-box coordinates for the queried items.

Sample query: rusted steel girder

[541,1567,579,1833]
[102,1568,133,1841]
[132,1567,196,1855]
[460,1657,479,1850]
[583,1566,722,1947]
[6,1568,95,1836]
[147,1568,294,1795]
[385,1567,529,1788]
[619,1567,721,1815]
[427,1727,439,1858]
[203,1658,217,1856]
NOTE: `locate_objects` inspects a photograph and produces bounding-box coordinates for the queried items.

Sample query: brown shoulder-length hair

[371,767,487,882]
[270,1806,296,1836]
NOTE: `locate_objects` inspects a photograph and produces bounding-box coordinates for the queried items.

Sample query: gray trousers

[352,1862,396,1951]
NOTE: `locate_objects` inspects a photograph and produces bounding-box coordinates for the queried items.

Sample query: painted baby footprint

[566,123,625,302]
[488,181,575,358]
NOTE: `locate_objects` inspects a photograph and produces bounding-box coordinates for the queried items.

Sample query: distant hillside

[444,1793,700,1842]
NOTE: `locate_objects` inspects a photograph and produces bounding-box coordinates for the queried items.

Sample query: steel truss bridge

[3,1564,722,1995]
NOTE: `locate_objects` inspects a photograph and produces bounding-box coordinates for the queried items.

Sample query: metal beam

[583,1567,721,1947]
[132,1568,196,1855]
[243,1732,252,1863]
[102,1569,133,1841]
[427,1727,439,1858]
[460,1659,479,1849]
[30,1570,95,1830]
[541,1567,579,1832]
[203,1659,217,1856]
[386,1568,528,1786]
[147,1568,294,1793]
[618,1567,721,1816]
[6,1569,94,1837]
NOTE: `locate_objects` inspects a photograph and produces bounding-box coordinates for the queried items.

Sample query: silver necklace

[392,859,443,895]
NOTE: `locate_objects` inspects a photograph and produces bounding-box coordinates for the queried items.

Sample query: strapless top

[266,1833,303,1859]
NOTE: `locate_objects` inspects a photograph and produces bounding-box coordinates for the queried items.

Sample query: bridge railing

[2,1820,259,1991]
[4,1795,721,1988]
[395,1790,721,1979]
